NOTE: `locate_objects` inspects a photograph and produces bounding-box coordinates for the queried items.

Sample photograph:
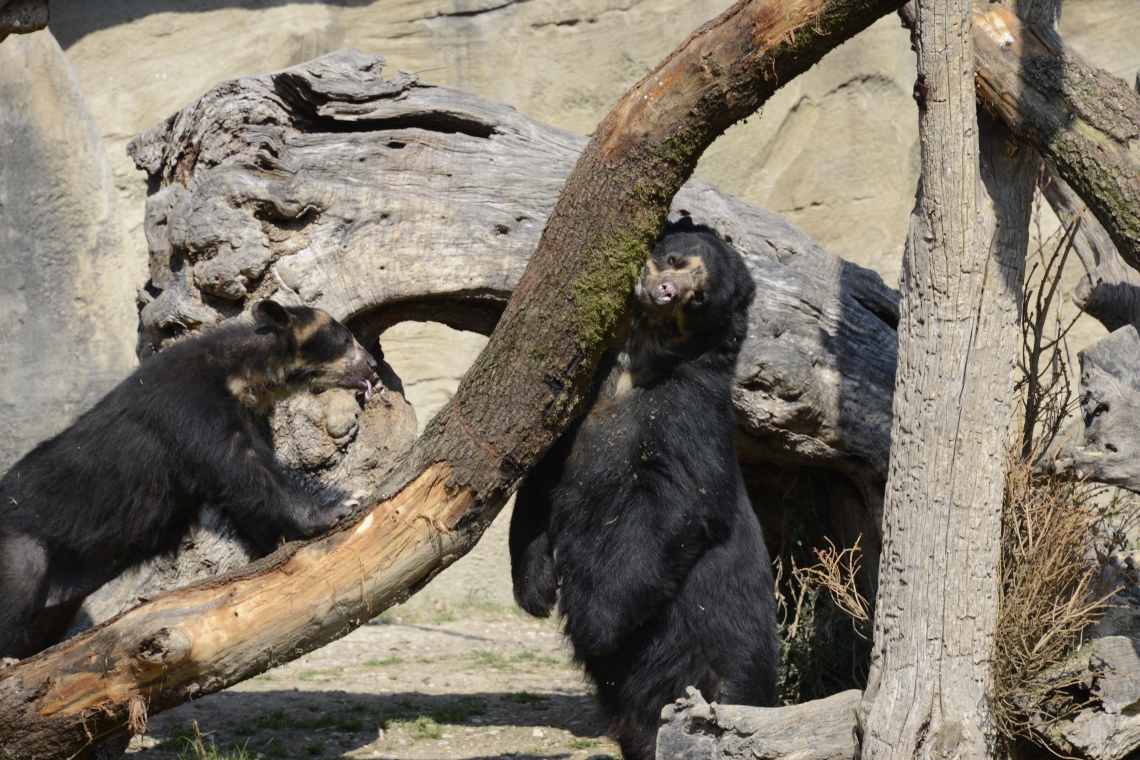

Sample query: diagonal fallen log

[0,0,910,752]
[970,0,1140,271]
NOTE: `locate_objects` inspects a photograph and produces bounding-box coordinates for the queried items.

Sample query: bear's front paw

[322,490,368,524]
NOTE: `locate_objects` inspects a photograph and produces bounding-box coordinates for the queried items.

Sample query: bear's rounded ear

[252,300,292,330]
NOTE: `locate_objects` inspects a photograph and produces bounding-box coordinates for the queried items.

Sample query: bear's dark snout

[347,341,379,400]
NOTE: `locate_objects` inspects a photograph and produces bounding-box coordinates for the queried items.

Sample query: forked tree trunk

[857,0,1027,757]
[0,0,908,755]
[899,1,1140,308]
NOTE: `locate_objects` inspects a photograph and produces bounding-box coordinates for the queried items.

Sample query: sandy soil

[128,606,622,760]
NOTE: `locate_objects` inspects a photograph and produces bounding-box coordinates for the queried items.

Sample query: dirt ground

[128,605,622,760]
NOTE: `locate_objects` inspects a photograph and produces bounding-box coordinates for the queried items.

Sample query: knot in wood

[136,627,193,667]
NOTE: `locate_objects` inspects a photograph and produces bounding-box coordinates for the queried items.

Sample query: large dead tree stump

[126,48,900,542]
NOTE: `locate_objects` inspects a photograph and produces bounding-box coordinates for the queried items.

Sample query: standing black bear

[0,300,377,659]
[510,219,778,760]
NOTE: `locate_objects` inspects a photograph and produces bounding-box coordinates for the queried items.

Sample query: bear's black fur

[510,219,778,760]
[0,301,377,658]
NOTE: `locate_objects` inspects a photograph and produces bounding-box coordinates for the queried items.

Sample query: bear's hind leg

[608,701,665,760]
[585,653,663,760]
[0,532,49,659]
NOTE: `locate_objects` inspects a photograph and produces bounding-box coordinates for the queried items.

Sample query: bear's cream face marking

[227,302,378,413]
[637,252,708,330]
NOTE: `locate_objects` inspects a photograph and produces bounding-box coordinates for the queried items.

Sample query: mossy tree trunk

[0,0,908,756]
[971,0,1140,270]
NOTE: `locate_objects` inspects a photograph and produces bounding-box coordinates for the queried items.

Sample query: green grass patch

[507,650,563,667]
[430,696,488,723]
[408,715,443,740]
[469,650,508,668]
[366,655,405,666]
[504,691,548,705]
[569,737,600,749]
[158,720,256,760]
[295,666,343,681]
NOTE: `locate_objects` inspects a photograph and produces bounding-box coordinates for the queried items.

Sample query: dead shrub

[798,536,870,627]
[993,174,1130,748]
[993,453,1113,744]
[774,533,871,704]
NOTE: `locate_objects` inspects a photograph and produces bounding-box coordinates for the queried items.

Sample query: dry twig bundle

[993,454,1112,743]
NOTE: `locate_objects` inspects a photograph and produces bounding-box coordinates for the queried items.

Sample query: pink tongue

[364,379,373,401]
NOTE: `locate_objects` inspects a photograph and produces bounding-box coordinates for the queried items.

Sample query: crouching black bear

[510,219,778,760]
[0,301,377,659]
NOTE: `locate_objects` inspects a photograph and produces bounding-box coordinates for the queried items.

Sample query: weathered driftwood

[0,0,47,44]
[0,0,913,749]
[1040,162,1140,336]
[656,687,861,760]
[127,49,899,518]
[1053,326,1140,491]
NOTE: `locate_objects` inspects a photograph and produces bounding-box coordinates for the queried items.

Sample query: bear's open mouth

[361,379,373,401]
[654,280,678,305]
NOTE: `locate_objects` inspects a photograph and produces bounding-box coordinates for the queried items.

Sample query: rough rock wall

[0,29,136,471]
[47,0,1140,292]
[46,0,923,284]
